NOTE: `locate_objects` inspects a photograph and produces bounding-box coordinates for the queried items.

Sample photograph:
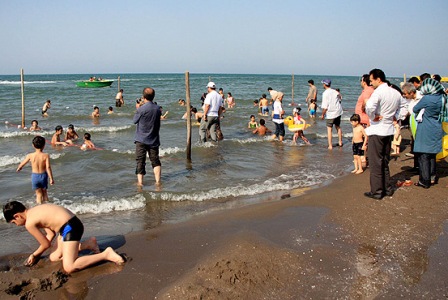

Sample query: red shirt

[355,86,374,126]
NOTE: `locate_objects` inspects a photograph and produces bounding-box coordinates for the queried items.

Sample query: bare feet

[104,247,125,265]
[328,146,333,150]
[82,237,100,254]
[355,170,364,174]
[351,170,357,174]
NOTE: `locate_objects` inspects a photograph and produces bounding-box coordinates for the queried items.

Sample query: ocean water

[0,73,405,256]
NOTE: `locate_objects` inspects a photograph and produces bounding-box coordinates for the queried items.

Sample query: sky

[1,0,448,77]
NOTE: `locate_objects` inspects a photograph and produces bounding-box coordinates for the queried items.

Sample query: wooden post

[21,68,25,128]
[292,74,295,104]
[403,73,406,83]
[117,76,121,91]
[185,72,192,161]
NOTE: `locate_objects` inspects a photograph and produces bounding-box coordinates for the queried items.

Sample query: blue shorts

[310,109,316,116]
[31,172,48,190]
[60,216,84,242]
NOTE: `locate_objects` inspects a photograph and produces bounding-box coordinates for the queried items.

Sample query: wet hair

[308,80,314,84]
[191,107,198,113]
[360,74,370,85]
[259,119,266,125]
[267,87,273,91]
[228,92,232,96]
[419,73,431,82]
[219,88,223,92]
[32,136,45,149]
[3,201,26,223]
[84,133,91,140]
[31,119,38,125]
[369,68,386,82]
[254,99,259,104]
[68,124,74,129]
[46,99,51,103]
[262,94,267,98]
[119,89,123,92]
[401,82,417,94]
[55,125,63,132]
[108,106,113,111]
[93,106,99,110]
[408,77,420,84]
[350,114,361,122]
[250,114,255,119]
[143,87,155,101]
[432,74,442,82]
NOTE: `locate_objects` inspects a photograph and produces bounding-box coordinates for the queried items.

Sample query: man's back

[133,102,161,146]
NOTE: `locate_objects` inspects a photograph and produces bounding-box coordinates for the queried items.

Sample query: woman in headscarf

[412,78,445,188]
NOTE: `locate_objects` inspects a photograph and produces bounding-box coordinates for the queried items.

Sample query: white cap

[206,82,216,89]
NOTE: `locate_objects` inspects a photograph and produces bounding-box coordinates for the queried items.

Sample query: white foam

[160,147,185,156]
[53,194,146,215]
[147,169,334,202]
[0,130,51,138]
[0,153,64,168]
[0,80,57,85]
[77,125,132,133]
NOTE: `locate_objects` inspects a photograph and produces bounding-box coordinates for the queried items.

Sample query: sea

[0,73,406,256]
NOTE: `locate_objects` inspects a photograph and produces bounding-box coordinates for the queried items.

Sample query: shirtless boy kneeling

[3,201,125,273]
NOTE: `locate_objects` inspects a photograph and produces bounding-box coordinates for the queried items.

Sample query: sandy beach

[1,132,448,299]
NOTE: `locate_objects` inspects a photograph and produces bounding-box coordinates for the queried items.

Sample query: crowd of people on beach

[4,69,447,276]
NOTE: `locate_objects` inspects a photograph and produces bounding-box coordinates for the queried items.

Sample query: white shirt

[272,100,284,124]
[204,90,223,117]
[321,88,343,119]
[365,83,403,136]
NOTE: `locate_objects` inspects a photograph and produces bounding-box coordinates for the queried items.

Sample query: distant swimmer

[81,132,95,150]
[65,124,79,144]
[16,136,54,204]
[29,120,42,131]
[91,106,100,118]
[42,100,51,117]
[248,115,258,129]
[108,106,114,114]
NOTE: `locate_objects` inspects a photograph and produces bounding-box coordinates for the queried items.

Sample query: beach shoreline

[1,132,448,298]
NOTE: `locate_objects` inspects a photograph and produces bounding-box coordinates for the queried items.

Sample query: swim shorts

[326,115,341,128]
[59,216,84,242]
[352,142,364,156]
[31,172,48,190]
[309,109,316,116]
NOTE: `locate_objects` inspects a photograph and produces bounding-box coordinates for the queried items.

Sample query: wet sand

[2,134,448,299]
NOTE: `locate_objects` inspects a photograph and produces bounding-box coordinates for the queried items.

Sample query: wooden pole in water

[117,76,121,91]
[292,73,295,104]
[20,68,25,128]
[403,73,406,83]
[185,71,192,160]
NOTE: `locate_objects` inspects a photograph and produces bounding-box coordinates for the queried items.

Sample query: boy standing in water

[350,114,368,174]
[3,201,125,273]
[16,136,55,204]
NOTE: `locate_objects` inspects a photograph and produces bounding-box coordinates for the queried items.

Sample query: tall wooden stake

[21,68,25,128]
[292,74,295,104]
[118,76,121,91]
[185,72,192,160]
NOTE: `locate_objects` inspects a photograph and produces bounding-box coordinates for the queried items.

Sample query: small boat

[76,79,113,88]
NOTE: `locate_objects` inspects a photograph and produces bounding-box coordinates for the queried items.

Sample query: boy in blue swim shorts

[17,136,55,204]
[3,201,125,273]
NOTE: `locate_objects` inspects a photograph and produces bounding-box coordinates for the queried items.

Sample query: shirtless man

[42,100,51,117]
[3,201,125,273]
[115,89,124,107]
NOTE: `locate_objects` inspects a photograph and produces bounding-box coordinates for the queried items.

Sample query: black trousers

[367,135,393,196]
[416,153,436,187]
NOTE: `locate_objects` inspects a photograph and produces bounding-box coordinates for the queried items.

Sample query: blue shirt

[133,101,161,146]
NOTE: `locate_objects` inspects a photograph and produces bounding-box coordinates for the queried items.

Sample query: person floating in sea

[248,115,258,129]
[350,114,368,174]
[16,136,54,204]
[108,106,114,114]
[91,106,100,118]
[51,125,68,146]
[65,124,79,144]
[3,201,125,273]
[42,100,51,117]
[29,120,42,131]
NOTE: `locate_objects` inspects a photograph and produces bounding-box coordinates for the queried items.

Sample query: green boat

[76,79,113,88]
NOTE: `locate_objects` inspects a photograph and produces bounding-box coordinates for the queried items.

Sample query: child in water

[350,114,368,174]
[252,119,272,136]
[16,136,55,204]
[51,125,68,146]
[29,120,42,131]
[308,99,317,118]
[65,124,79,144]
[91,106,100,118]
[248,115,258,129]
[292,108,310,145]
[81,133,95,150]
[108,106,114,114]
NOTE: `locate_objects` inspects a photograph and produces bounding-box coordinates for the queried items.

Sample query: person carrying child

[248,115,258,129]
[292,107,310,145]
[16,136,55,204]
[350,114,368,174]
[252,119,272,136]
[81,133,95,150]
[3,201,125,273]
[391,120,402,156]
